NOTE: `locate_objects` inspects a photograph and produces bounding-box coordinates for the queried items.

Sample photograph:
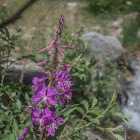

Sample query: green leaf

[12,119,19,139]
[88,107,102,116]
[106,125,124,133]
[12,119,18,132]
[73,118,81,124]
[112,134,124,140]
[58,104,79,117]
[81,100,89,111]
[85,115,100,125]
[76,107,85,115]
[63,116,69,123]
[25,93,30,100]
[8,133,15,140]
[5,28,10,38]
[63,107,77,117]
[0,115,5,122]
[113,112,131,128]
[16,99,21,110]
[104,91,117,115]
[11,92,16,97]
[25,93,31,105]
[91,118,100,125]
[92,97,98,107]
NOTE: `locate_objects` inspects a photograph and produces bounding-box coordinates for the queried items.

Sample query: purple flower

[61,90,72,105]
[27,107,64,136]
[32,87,59,105]
[54,71,72,91]
[31,108,52,129]
[32,76,46,94]
[19,128,28,140]
[45,112,64,136]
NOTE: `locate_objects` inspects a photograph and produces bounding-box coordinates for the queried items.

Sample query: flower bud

[38,70,45,73]
[37,62,46,66]
[39,48,47,53]
[61,46,73,49]
[58,46,64,56]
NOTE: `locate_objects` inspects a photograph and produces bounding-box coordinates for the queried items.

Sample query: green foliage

[0,28,34,139]
[61,25,97,102]
[122,20,140,49]
[92,57,125,106]
[0,28,20,75]
[0,3,8,23]
[0,82,30,139]
[0,24,130,140]
[59,92,130,140]
[86,0,140,15]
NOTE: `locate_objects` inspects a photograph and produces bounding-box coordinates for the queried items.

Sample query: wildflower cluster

[19,14,73,139]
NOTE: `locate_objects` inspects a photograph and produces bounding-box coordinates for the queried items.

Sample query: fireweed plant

[19,14,73,139]
[19,14,130,140]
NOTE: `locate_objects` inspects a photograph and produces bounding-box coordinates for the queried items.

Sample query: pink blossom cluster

[19,14,73,139]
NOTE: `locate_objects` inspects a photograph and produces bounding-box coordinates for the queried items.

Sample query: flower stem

[49,45,58,87]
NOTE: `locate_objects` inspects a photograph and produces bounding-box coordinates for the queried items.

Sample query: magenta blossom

[31,108,52,129]
[54,71,72,91]
[19,128,28,140]
[45,112,64,136]
[27,107,63,136]
[32,87,59,105]
[61,90,72,105]
[32,76,47,94]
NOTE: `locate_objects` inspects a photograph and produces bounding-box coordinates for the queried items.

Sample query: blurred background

[0,0,140,139]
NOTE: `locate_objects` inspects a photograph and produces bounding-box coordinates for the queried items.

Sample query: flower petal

[23,128,28,134]
[48,97,58,105]
[55,118,64,125]
[19,135,25,140]
[48,127,55,136]
[32,93,44,104]
[43,108,52,118]
[32,77,39,85]
[47,87,59,96]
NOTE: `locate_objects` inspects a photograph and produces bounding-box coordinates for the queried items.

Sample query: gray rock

[83,32,124,60]
[3,60,48,85]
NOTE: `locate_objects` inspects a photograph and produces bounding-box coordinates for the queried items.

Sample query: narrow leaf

[63,107,77,117]
[106,125,124,133]
[112,134,124,140]
[81,100,89,111]
[85,115,100,125]
[16,100,21,110]
[92,97,98,107]
[76,107,85,115]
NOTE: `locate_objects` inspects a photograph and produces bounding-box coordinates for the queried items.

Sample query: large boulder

[2,60,48,85]
[83,32,124,60]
